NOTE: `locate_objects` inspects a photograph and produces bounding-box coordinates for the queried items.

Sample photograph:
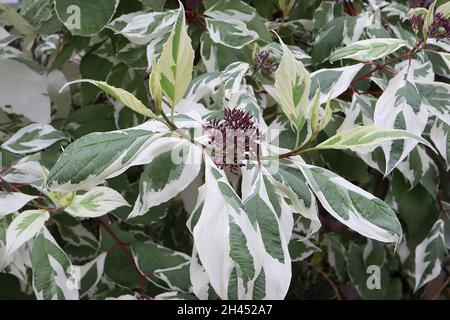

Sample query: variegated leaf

[310,64,364,104]
[289,239,320,262]
[374,65,428,175]
[330,38,407,62]
[262,43,311,66]
[61,80,156,118]
[430,120,449,168]
[47,121,169,192]
[414,219,446,291]
[200,33,218,73]
[222,62,250,100]
[78,252,107,298]
[416,81,450,126]
[146,32,170,69]
[426,50,450,78]
[132,241,191,292]
[155,4,194,108]
[270,161,320,237]
[204,19,258,49]
[241,164,293,299]
[53,214,99,262]
[65,187,129,218]
[129,139,202,218]
[1,123,66,155]
[312,13,371,63]
[5,209,49,257]
[149,48,163,109]
[230,89,266,129]
[295,161,403,244]
[274,41,311,131]
[395,60,434,82]
[190,156,265,300]
[313,1,340,31]
[205,0,257,22]
[404,147,438,193]
[0,192,38,218]
[314,125,434,151]
[108,10,177,45]
[428,51,450,70]
[397,146,439,194]
[346,240,395,299]
[32,227,79,300]
[186,186,211,299]
[185,72,222,103]
[1,159,46,186]
[327,234,347,281]
[204,0,258,49]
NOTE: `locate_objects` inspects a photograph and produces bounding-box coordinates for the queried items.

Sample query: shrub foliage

[0,0,449,300]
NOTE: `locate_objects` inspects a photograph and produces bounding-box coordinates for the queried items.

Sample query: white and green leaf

[274,41,311,131]
[314,125,434,151]
[5,209,49,257]
[78,252,106,298]
[185,72,223,103]
[262,42,311,66]
[1,159,46,186]
[426,50,450,78]
[289,238,320,262]
[190,156,265,300]
[108,10,177,45]
[327,234,347,281]
[47,121,168,192]
[414,219,446,292]
[295,161,403,245]
[129,139,202,218]
[61,80,156,118]
[204,19,258,49]
[155,4,194,108]
[270,161,321,237]
[222,62,251,100]
[241,164,293,299]
[330,38,407,62]
[0,192,38,218]
[132,241,191,292]
[32,227,79,300]
[309,64,364,104]
[1,123,66,155]
[416,81,450,126]
[204,0,258,49]
[430,120,449,168]
[396,145,439,195]
[65,187,129,218]
[374,65,429,175]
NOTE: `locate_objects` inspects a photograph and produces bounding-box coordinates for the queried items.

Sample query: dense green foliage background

[0,0,449,300]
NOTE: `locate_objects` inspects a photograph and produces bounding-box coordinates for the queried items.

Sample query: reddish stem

[96,217,151,299]
[351,53,409,85]
[0,165,11,175]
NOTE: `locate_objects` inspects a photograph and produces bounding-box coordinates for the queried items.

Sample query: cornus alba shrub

[0,0,449,301]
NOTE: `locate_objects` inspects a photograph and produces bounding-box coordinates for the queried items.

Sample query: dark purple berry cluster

[205,108,261,171]
[256,51,279,74]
